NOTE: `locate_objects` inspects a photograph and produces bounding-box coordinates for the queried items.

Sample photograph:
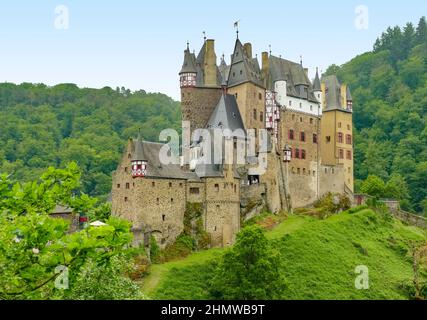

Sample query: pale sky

[0,1,425,100]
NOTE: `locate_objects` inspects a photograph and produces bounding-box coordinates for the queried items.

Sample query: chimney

[244,43,252,59]
[204,39,218,87]
[262,52,269,88]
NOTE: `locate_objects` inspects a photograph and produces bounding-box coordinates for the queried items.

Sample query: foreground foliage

[0,163,141,299]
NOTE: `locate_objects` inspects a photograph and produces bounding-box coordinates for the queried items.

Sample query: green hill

[141,209,426,300]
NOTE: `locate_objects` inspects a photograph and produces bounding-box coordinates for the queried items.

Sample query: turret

[179,43,197,88]
[131,131,147,178]
[313,68,322,108]
[346,86,353,112]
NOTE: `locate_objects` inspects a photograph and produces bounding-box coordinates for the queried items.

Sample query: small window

[297,168,301,174]
[169,182,172,188]
[301,150,306,160]
[128,154,131,159]
[214,184,219,192]
[339,149,344,159]
[347,124,351,130]
[260,112,264,122]
[162,214,166,222]
[303,168,306,175]
[216,205,220,210]
[289,129,295,140]
[259,93,262,100]
[152,182,155,187]
[292,114,295,120]
[117,184,120,189]
[295,148,300,159]
[171,198,174,203]
[240,70,243,75]
[338,132,343,144]
[190,187,200,194]
[313,134,318,144]
[299,103,302,108]
[126,183,130,189]
[310,118,313,124]
[179,183,183,187]
[124,197,128,202]
[347,150,352,160]
[326,136,331,143]
[346,134,352,145]
[233,72,236,77]
[338,122,342,128]
[300,132,306,142]
[124,167,128,173]
[289,101,292,106]
[300,117,303,123]
[156,198,160,205]
[234,185,237,193]
[253,109,257,120]
[310,105,313,111]
[313,170,316,176]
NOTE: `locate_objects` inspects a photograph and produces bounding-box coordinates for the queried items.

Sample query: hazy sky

[0,1,425,100]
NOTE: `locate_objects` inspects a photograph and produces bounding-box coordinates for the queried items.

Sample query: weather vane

[234,20,240,39]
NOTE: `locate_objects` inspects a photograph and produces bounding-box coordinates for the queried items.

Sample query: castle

[112,35,354,248]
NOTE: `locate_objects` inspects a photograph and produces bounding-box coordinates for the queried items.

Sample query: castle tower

[131,131,147,178]
[226,38,266,149]
[179,41,222,135]
[320,75,354,193]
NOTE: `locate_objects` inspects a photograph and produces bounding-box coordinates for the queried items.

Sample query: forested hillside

[0,84,181,199]
[326,17,427,214]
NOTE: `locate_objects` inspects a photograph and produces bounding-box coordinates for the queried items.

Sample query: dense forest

[326,17,427,214]
[0,84,181,200]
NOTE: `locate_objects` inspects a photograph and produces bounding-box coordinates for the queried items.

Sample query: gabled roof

[267,55,318,103]
[130,140,189,180]
[227,39,264,88]
[206,94,246,138]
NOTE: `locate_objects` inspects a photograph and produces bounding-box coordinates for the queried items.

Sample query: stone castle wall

[181,87,222,133]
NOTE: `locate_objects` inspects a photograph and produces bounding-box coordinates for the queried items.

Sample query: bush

[313,193,351,218]
[347,205,369,214]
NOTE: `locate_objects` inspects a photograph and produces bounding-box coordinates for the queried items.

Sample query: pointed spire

[203,31,206,42]
[132,129,146,162]
[269,44,272,56]
[179,42,197,75]
[313,67,321,91]
[300,55,303,66]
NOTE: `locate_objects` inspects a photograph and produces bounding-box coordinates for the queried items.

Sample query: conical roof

[132,131,146,161]
[179,48,197,74]
[313,68,321,91]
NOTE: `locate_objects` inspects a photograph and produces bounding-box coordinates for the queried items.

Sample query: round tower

[179,43,197,89]
[131,131,147,178]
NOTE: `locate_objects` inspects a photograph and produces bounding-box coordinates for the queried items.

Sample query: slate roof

[179,49,197,74]
[227,39,264,88]
[322,75,352,113]
[267,55,319,103]
[313,68,321,91]
[206,94,246,138]
[132,131,146,161]
[130,140,189,180]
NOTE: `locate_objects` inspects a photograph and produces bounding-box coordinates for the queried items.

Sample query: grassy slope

[141,210,426,300]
